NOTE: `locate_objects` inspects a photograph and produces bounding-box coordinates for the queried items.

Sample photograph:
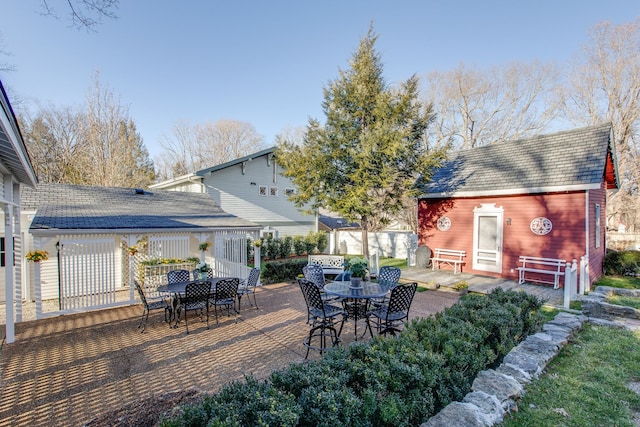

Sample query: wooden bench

[517,256,566,289]
[308,255,344,277]
[431,248,466,274]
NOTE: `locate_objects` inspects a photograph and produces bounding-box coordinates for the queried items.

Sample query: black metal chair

[167,269,190,284]
[133,280,172,333]
[372,266,402,307]
[298,278,347,359]
[210,278,240,325]
[366,282,417,337]
[237,267,260,311]
[192,268,214,280]
[303,263,340,301]
[175,281,211,334]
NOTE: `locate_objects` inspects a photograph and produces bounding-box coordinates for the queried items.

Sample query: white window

[259,185,267,196]
[270,187,278,196]
[595,204,601,248]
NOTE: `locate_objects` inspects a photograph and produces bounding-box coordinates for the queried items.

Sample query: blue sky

[0,1,638,159]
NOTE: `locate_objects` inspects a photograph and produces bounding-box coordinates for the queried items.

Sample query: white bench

[431,248,466,274]
[308,255,344,277]
[517,256,566,289]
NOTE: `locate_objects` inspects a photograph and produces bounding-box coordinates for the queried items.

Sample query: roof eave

[420,183,602,199]
[29,225,263,236]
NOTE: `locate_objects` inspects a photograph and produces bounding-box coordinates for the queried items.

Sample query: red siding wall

[418,192,589,282]
[587,186,607,281]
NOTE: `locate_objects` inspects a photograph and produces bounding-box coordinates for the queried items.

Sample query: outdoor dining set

[134,267,261,334]
[298,263,418,358]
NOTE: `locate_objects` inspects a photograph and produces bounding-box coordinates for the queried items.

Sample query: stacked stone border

[422,312,586,427]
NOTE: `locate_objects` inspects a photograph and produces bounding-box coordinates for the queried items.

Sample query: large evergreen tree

[277,27,446,259]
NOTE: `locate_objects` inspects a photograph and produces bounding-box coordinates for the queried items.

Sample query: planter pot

[350,277,363,288]
[456,288,469,295]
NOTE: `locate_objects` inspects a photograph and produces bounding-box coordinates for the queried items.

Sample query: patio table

[324,281,391,340]
[157,278,230,326]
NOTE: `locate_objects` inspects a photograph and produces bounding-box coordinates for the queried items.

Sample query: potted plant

[127,245,138,256]
[452,280,470,294]
[26,249,49,262]
[194,261,211,281]
[198,241,212,251]
[347,257,368,288]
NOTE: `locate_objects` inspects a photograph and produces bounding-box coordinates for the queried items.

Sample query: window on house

[595,203,601,248]
[284,188,295,196]
[0,237,4,267]
[270,187,278,196]
[259,185,267,196]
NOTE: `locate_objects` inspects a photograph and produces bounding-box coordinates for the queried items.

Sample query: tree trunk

[362,219,369,260]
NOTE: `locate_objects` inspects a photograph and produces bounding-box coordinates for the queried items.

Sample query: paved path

[400,267,564,308]
[0,281,461,427]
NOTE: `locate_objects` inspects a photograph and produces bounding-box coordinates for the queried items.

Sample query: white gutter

[421,183,601,199]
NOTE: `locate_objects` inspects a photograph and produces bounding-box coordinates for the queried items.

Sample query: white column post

[254,245,261,268]
[563,262,571,309]
[34,261,42,317]
[4,175,15,343]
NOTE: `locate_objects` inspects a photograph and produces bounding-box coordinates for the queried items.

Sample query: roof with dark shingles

[420,124,616,197]
[21,184,260,232]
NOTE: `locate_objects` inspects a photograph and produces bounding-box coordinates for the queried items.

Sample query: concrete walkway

[0,281,462,427]
[400,267,564,308]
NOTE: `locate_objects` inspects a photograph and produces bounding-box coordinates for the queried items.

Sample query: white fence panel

[213,232,249,279]
[334,230,416,259]
[59,235,118,310]
[148,234,190,259]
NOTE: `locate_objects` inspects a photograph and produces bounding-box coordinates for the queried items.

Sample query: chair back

[192,269,214,279]
[378,266,401,288]
[302,264,325,288]
[245,267,260,289]
[133,280,148,308]
[386,282,417,318]
[183,281,211,307]
[214,278,240,304]
[298,278,325,316]
[167,269,190,284]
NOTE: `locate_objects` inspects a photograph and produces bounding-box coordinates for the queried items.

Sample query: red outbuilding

[418,124,619,288]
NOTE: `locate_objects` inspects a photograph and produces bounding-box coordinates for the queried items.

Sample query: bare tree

[40,0,119,30]
[425,61,561,149]
[562,19,640,230]
[155,119,265,180]
[21,74,155,187]
[20,105,88,183]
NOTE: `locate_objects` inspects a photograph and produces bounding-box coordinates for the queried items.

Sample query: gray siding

[203,153,316,237]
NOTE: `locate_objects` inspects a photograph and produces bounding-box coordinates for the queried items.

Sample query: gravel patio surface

[0,281,460,427]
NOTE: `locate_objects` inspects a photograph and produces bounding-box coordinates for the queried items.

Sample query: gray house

[151,147,318,238]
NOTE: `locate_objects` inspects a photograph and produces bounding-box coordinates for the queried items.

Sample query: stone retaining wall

[422,312,586,427]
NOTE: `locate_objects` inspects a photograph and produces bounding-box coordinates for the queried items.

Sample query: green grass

[500,324,640,427]
[593,275,640,289]
[609,295,640,310]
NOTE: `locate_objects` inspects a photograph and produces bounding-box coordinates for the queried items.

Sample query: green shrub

[262,259,308,284]
[316,232,328,253]
[293,236,306,256]
[162,289,545,426]
[603,249,640,276]
[304,232,316,255]
[279,236,293,259]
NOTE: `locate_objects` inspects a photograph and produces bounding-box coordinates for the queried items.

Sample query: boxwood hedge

[160,288,545,427]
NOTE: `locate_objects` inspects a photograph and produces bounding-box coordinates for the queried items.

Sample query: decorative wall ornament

[530,217,553,235]
[437,216,451,231]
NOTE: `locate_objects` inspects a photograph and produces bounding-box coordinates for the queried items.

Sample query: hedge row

[603,249,640,276]
[261,259,308,284]
[160,288,545,427]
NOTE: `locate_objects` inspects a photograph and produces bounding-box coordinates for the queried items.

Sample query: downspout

[187,175,205,193]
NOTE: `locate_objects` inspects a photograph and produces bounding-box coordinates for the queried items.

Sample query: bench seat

[516,256,566,289]
[431,248,466,274]
[308,255,345,276]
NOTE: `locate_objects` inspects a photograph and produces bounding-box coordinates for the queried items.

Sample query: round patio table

[324,281,391,340]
